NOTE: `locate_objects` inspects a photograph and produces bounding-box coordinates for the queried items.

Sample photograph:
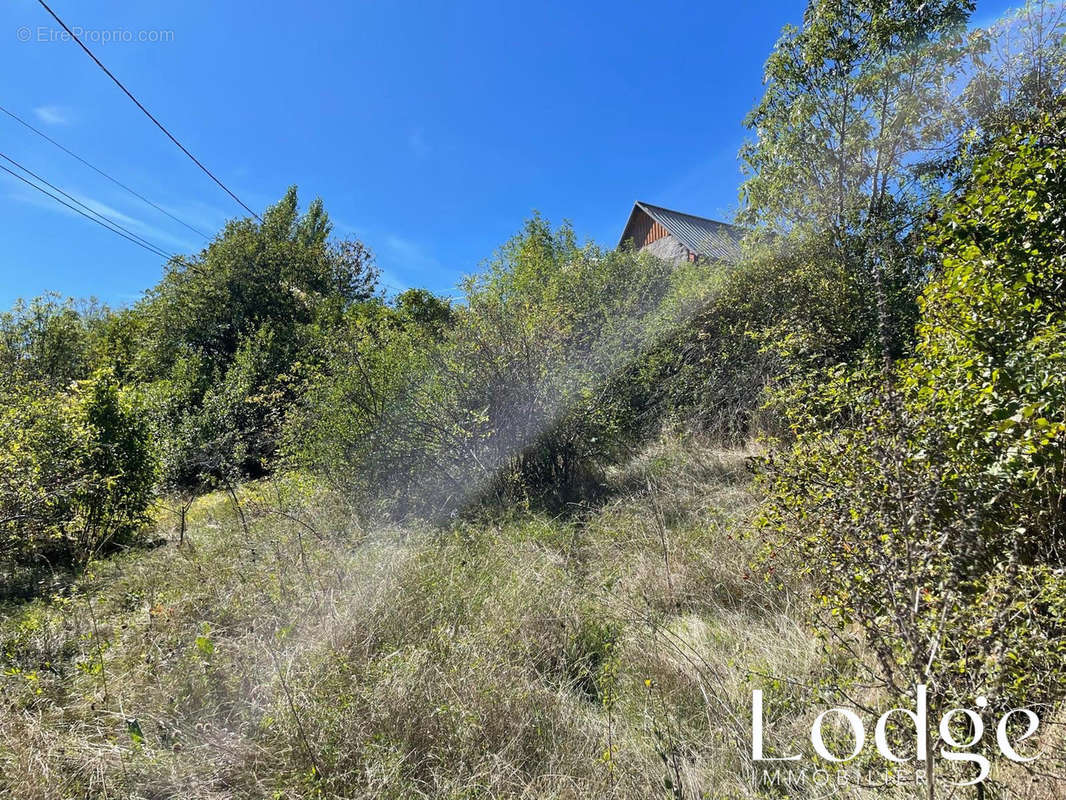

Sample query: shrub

[0,294,114,390]
[288,216,674,519]
[0,370,156,568]
[761,113,1066,733]
[137,187,378,487]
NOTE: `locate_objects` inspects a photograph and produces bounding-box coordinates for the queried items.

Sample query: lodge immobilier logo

[750,685,1043,792]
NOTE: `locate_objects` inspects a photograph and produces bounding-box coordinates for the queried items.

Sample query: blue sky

[0,0,1015,307]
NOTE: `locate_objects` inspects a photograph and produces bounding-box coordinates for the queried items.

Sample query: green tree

[659,0,981,446]
[393,288,454,335]
[762,112,1066,790]
[0,294,113,390]
[741,0,972,233]
[935,0,1066,184]
[289,216,673,518]
[740,0,974,364]
[137,187,378,487]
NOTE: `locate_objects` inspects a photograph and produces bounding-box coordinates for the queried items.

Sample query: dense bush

[135,187,379,488]
[0,370,156,569]
[2,3,1066,797]
[761,113,1066,721]
[0,188,382,567]
[642,226,924,442]
[0,295,114,390]
[287,215,674,518]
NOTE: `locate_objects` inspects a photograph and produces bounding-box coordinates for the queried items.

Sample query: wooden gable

[620,206,675,251]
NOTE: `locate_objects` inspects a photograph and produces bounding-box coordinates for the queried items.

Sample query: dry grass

[2,435,1056,798]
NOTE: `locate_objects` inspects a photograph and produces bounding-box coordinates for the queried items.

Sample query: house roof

[619,201,744,263]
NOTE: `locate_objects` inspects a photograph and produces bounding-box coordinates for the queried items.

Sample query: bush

[137,187,378,487]
[0,294,114,390]
[288,215,674,519]
[761,113,1066,728]
[0,370,156,569]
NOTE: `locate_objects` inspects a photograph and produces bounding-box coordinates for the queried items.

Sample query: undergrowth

[4,434,1050,799]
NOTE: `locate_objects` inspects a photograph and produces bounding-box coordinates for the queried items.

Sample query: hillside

[3,3,1066,797]
[1,436,825,799]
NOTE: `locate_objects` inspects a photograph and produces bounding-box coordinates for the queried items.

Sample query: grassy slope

[0,436,855,799]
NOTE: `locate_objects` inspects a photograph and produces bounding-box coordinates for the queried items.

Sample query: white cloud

[376,233,447,294]
[71,193,198,251]
[384,234,438,271]
[0,172,197,255]
[332,218,367,238]
[33,105,73,126]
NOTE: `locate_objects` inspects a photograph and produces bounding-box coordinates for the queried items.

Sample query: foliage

[136,187,378,487]
[933,0,1066,183]
[761,113,1066,720]
[0,189,378,569]
[393,287,454,334]
[0,370,156,568]
[737,0,976,385]
[0,4,1064,796]
[288,215,674,518]
[0,436,805,800]
[741,0,972,232]
[646,0,980,448]
[646,230,886,441]
[285,299,444,518]
[0,294,113,390]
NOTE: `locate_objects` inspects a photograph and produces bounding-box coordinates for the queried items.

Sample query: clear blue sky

[0,0,1014,307]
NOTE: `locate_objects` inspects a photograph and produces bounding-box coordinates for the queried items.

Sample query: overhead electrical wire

[0,103,211,240]
[0,159,172,260]
[35,0,263,223]
[0,150,174,259]
[0,160,171,260]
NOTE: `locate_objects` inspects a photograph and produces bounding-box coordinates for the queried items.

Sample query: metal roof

[619,201,744,263]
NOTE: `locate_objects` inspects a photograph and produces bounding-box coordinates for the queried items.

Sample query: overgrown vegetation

[0,368,155,581]
[288,215,676,519]
[2,0,1066,797]
[1,437,814,799]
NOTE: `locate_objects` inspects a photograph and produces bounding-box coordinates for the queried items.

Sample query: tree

[0,294,112,391]
[951,1,1066,159]
[137,187,378,486]
[742,0,973,232]
[762,111,1066,791]
[393,288,454,335]
[740,0,974,363]
[288,216,674,519]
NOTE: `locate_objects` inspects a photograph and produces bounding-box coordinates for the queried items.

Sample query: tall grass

[4,434,1053,798]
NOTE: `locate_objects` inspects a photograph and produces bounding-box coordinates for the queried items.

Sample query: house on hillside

[618,201,743,264]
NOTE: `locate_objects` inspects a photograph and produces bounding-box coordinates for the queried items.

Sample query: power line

[35,0,263,223]
[0,103,211,240]
[0,160,171,260]
[0,161,172,260]
[0,150,174,259]
[0,149,174,256]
